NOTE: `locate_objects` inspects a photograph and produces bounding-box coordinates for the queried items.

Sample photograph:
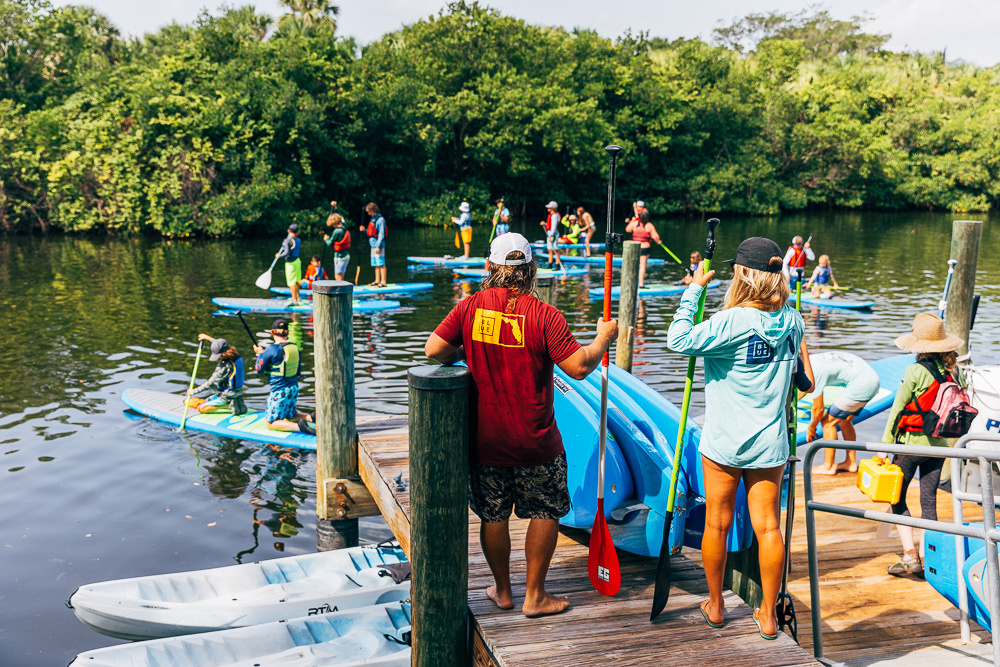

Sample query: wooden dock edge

[358,431,412,557]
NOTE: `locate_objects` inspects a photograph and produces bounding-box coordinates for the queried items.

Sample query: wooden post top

[311,280,354,295]
[408,365,471,391]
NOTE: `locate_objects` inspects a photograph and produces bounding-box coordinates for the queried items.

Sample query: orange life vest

[893,361,950,434]
[789,247,807,268]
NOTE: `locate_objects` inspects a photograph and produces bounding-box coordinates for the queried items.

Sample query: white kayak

[68,544,410,641]
[69,601,412,667]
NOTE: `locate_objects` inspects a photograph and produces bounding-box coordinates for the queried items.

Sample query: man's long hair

[482,251,537,296]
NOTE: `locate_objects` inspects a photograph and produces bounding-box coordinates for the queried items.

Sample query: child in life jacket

[804,254,839,299]
[681,251,703,285]
[303,255,327,288]
[186,334,247,415]
[882,313,967,576]
[323,212,351,281]
[254,319,314,434]
[782,236,815,289]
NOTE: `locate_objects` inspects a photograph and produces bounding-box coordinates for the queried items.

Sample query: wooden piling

[408,365,471,666]
[312,280,361,550]
[946,220,983,357]
[536,275,556,307]
[615,240,641,372]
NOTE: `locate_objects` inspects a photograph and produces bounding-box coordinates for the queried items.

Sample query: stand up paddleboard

[537,252,665,267]
[406,256,488,267]
[531,241,605,251]
[271,282,434,297]
[789,295,875,310]
[211,297,401,313]
[587,280,722,299]
[123,389,317,449]
[453,266,589,279]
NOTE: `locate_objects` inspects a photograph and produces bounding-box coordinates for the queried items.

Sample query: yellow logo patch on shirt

[472,309,525,348]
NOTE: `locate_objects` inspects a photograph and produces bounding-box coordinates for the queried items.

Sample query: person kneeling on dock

[186,334,247,415]
[424,232,618,618]
[254,319,315,435]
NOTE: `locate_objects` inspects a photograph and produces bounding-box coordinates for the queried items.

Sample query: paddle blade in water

[588,499,621,596]
[649,509,675,621]
[254,269,272,290]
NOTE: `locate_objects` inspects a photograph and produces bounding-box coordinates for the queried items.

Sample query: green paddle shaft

[658,243,683,265]
[179,340,205,431]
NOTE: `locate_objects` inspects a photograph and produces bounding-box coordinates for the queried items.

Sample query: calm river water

[1,213,998,664]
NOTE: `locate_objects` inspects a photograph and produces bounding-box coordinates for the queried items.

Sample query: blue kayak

[453,267,589,279]
[537,252,665,267]
[123,389,317,450]
[211,297,401,313]
[531,241,605,251]
[925,527,991,630]
[270,282,434,297]
[790,295,875,310]
[406,256,487,267]
[588,280,722,299]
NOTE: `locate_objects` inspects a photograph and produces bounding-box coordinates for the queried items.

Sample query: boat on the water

[123,389,318,449]
[271,283,434,297]
[68,601,412,666]
[211,297,401,313]
[68,544,410,641]
[587,280,722,299]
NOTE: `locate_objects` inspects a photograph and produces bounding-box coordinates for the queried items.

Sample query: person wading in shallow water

[424,232,618,617]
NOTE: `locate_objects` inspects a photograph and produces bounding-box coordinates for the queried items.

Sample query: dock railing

[803,435,1000,666]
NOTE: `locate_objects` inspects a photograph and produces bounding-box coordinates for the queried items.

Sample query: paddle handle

[179,340,205,431]
[795,267,803,311]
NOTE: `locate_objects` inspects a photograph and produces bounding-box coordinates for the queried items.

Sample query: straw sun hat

[894,313,964,353]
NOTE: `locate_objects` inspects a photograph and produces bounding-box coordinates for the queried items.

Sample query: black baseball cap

[271,318,289,332]
[288,223,299,233]
[724,237,783,273]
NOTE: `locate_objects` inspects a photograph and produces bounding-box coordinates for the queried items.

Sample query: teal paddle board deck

[537,252,665,267]
[211,297,401,313]
[270,282,434,297]
[531,241,605,250]
[790,295,875,310]
[452,266,589,279]
[123,388,317,450]
[406,256,487,267]
[588,280,722,299]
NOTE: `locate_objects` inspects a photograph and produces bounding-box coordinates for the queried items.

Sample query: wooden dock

[357,419,817,666]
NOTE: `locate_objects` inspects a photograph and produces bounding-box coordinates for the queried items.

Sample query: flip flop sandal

[752,608,778,640]
[700,600,725,629]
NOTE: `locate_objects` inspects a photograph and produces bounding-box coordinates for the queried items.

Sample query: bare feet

[835,463,854,474]
[814,465,840,476]
[486,584,514,610]
[522,591,570,618]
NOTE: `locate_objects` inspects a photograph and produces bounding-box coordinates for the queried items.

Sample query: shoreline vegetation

[2,1,1000,238]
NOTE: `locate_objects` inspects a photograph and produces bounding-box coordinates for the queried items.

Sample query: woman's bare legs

[744,465,787,637]
[700,456,742,625]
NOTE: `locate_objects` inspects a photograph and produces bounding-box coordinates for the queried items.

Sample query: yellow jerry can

[857,456,903,504]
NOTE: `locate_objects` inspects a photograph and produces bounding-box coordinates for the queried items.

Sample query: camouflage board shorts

[469,451,571,523]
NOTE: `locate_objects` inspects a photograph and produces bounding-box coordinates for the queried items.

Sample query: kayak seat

[137,574,220,603]
[260,559,309,585]
[352,546,406,571]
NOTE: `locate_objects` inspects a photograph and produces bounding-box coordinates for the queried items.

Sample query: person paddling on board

[451,201,473,259]
[303,255,327,289]
[323,212,351,281]
[364,202,387,288]
[254,319,315,435]
[425,232,618,618]
[667,237,806,639]
[624,209,662,288]
[882,313,968,577]
[681,251,702,285]
[804,254,839,299]
[186,334,247,415]
[805,351,880,474]
[563,214,581,244]
[781,235,814,291]
[539,201,564,271]
[492,198,510,237]
[576,206,596,256]
[277,224,303,306]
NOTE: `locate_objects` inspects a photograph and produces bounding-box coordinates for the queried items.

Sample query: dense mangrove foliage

[3,0,1000,236]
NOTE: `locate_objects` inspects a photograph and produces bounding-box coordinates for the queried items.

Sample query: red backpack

[894,360,978,439]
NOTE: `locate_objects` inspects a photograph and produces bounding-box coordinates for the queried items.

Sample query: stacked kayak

[453,266,589,279]
[790,295,875,310]
[588,280,722,299]
[406,256,486,267]
[271,283,434,297]
[69,602,412,666]
[68,544,410,640]
[123,389,317,450]
[211,297,401,313]
[536,252,665,267]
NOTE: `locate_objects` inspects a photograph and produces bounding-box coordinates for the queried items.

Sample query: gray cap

[288,223,299,233]
[209,338,231,361]
[546,200,558,209]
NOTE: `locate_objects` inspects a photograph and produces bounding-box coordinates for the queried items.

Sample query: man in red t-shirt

[425,232,618,618]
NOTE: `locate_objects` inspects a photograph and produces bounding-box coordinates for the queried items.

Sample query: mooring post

[312,280,359,550]
[615,240,641,372]
[946,220,983,358]
[536,275,557,307]
[408,365,471,666]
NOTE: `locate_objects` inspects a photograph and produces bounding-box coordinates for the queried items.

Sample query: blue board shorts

[334,255,350,276]
[370,248,385,268]
[495,224,509,236]
[265,385,299,422]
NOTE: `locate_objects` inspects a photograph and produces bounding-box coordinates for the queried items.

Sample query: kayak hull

[212,297,400,313]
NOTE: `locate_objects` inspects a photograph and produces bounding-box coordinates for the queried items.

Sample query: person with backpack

[323,213,351,281]
[363,202,387,287]
[882,312,977,576]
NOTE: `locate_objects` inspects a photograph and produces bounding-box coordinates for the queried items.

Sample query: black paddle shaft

[235,311,258,348]
[604,145,624,254]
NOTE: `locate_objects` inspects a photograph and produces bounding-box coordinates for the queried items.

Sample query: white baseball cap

[636,200,645,208]
[546,200,558,209]
[488,232,533,266]
[459,201,470,212]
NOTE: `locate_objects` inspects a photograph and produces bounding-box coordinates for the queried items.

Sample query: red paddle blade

[588,501,621,596]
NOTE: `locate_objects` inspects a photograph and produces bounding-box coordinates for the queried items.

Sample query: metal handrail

[803,435,1000,666]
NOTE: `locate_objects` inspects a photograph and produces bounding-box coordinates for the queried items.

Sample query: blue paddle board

[532,241,605,251]
[211,297,401,313]
[925,527,991,629]
[790,295,875,310]
[271,282,434,297]
[452,267,589,279]
[123,389,317,450]
[406,256,487,267]
[588,280,722,299]
[537,252,665,267]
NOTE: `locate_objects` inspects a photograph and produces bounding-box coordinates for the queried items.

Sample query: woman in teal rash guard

[667,236,806,641]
